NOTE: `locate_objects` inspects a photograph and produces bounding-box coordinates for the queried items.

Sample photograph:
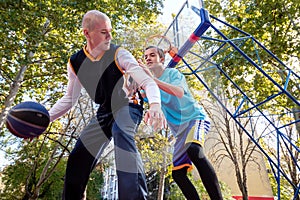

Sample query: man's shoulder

[70,48,85,62]
[69,49,86,73]
[165,67,181,74]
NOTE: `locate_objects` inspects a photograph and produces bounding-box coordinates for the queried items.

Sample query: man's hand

[144,103,166,131]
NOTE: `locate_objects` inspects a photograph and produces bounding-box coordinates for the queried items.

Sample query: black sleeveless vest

[69,44,127,111]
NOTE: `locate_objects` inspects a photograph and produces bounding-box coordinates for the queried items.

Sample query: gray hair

[82,10,110,30]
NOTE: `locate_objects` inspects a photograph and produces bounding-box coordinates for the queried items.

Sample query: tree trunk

[0,65,28,130]
[157,134,167,200]
[292,106,300,135]
[157,166,166,200]
[0,20,48,131]
[29,135,63,200]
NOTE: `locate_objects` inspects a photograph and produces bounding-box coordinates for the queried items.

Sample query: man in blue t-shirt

[139,46,223,200]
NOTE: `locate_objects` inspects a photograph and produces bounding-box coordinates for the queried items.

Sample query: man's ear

[83,29,89,39]
[160,57,165,64]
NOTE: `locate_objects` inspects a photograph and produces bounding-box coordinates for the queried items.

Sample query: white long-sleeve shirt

[49,47,161,122]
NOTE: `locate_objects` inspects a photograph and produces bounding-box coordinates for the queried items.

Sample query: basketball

[6,101,50,139]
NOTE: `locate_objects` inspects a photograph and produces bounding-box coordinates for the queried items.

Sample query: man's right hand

[144,103,166,131]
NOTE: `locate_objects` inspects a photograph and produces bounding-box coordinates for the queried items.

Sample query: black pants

[62,104,147,200]
[172,142,223,200]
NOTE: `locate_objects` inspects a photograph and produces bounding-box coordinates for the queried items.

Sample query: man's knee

[186,142,205,160]
[172,167,187,183]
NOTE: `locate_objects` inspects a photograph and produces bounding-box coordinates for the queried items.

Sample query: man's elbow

[176,89,184,98]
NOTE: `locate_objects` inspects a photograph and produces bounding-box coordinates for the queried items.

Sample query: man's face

[88,19,112,51]
[144,48,163,69]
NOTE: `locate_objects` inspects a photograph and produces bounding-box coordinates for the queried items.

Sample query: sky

[159,0,187,24]
[159,0,203,24]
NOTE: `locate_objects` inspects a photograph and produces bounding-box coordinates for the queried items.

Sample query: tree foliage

[2,0,299,199]
[202,0,300,198]
[206,0,299,64]
[0,0,164,130]
[0,0,164,199]
[0,137,66,199]
[164,0,298,198]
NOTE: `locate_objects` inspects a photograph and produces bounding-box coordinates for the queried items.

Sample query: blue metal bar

[168,8,211,68]
[277,128,300,152]
[284,69,291,90]
[209,14,251,36]
[235,92,283,117]
[279,132,300,169]
[193,42,227,72]
[181,57,295,188]
[165,4,300,197]
[209,23,300,107]
[210,14,300,81]
[233,96,246,117]
[277,130,281,199]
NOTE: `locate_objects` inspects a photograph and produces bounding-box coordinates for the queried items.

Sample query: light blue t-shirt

[158,68,207,126]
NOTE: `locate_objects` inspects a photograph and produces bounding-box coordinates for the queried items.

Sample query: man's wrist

[150,102,161,107]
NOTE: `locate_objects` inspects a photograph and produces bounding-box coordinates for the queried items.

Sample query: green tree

[204,1,299,198]
[0,1,165,199]
[136,129,173,199]
[1,136,66,199]
[206,0,299,65]
[160,0,299,198]
[166,166,232,200]
[0,93,97,199]
[0,0,164,132]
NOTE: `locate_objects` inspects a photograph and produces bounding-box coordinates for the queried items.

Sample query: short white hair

[82,10,110,30]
